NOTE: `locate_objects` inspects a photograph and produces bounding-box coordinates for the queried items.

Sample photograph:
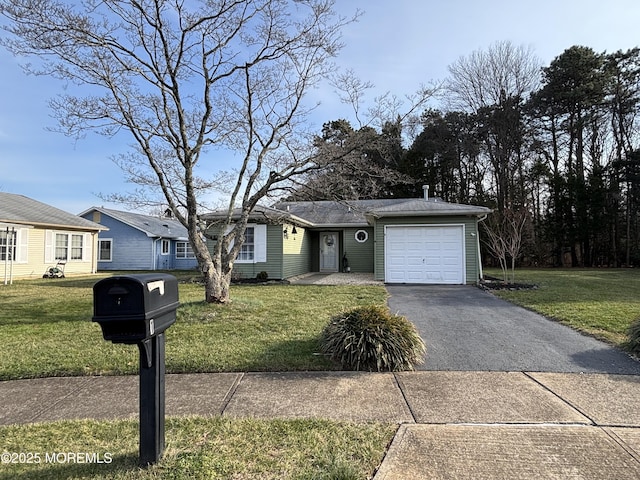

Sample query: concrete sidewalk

[2,371,640,478]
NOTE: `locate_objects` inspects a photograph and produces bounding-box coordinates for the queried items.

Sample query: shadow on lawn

[246,338,337,372]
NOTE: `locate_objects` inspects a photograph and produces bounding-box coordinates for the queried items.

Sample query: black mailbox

[93,274,179,344]
[92,273,179,466]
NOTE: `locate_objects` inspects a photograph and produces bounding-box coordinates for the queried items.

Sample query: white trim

[384,224,466,284]
[45,230,54,263]
[254,224,267,263]
[83,232,92,262]
[98,238,113,262]
[45,231,90,263]
[354,229,369,243]
[16,228,28,263]
[234,223,267,264]
[175,241,196,259]
[160,239,170,255]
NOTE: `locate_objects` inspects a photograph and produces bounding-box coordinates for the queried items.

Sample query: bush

[320,305,426,372]
[627,318,640,355]
[256,271,269,281]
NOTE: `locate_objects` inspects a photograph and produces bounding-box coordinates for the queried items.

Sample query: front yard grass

[2,269,639,479]
[485,268,640,347]
[0,275,393,479]
[0,274,388,381]
[0,417,396,479]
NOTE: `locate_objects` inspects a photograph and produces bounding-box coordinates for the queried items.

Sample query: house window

[237,227,255,261]
[98,239,112,261]
[355,229,369,243]
[176,241,195,259]
[161,239,170,255]
[55,234,68,260]
[0,229,16,261]
[55,233,84,261]
[71,234,83,260]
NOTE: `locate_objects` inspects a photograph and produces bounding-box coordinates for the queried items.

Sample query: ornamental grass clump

[320,305,426,372]
[627,318,640,356]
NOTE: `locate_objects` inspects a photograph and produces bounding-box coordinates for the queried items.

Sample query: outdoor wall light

[291,226,298,235]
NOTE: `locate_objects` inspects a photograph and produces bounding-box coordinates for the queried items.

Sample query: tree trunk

[190,221,233,304]
[203,264,232,304]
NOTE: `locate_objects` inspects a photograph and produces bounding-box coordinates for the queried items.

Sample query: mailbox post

[92,274,179,466]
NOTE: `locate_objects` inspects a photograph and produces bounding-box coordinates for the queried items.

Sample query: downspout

[3,227,8,285]
[153,238,161,270]
[477,214,488,281]
[92,232,97,274]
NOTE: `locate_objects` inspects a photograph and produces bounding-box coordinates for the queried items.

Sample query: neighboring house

[202,187,492,284]
[80,207,198,271]
[0,192,106,280]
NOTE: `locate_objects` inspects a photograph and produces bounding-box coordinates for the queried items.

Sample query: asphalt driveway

[386,285,640,374]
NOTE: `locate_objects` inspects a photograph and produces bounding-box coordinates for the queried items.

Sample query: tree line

[3,0,636,303]
[292,42,640,268]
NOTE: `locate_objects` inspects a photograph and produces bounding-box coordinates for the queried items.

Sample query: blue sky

[1,0,639,214]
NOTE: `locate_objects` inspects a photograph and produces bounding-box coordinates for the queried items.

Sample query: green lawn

[2,269,640,479]
[0,274,388,381]
[0,274,393,479]
[0,417,396,479]
[485,268,640,347]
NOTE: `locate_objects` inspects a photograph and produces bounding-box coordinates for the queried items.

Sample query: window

[232,224,266,264]
[0,229,16,261]
[176,241,195,259]
[161,239,170,255]
[98,239,112,261]
[55,233,69,260]
[54,233,84,261]
[71,234,83,260]
[237,227,255,261]
[355,229,369,243]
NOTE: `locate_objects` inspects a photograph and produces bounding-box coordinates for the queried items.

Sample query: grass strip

[486,268,640,347]
[0,417,396,480]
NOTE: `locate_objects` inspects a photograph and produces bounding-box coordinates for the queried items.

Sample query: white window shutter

[83,233,92,261]
[17,229,28,263]
[254,224,267,263]
[44,230,54,263]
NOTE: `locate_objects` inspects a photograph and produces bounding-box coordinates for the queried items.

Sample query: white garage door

[385,225,465,284]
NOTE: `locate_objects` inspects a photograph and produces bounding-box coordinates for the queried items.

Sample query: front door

[319,232,339,272]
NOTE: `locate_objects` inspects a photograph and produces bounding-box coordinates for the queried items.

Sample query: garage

[384,225,465,284]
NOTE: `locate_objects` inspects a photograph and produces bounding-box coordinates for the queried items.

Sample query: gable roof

[273,199,491,227]
[0,193,105,231]
[83,207,189,240]
[365,199,492,218]
[200,204,314,227]
[274,200,391,227]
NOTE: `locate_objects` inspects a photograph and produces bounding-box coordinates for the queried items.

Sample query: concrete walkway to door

[289,272,382,285]
[386,285,640,374]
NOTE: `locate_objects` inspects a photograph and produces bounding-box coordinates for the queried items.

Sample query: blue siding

[81,211,198,271]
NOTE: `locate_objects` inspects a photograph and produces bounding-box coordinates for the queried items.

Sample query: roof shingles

[274,199,491,226]
[0,193,104,230]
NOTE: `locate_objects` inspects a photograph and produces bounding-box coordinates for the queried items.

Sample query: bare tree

[0,0,358,303]
[446,40,541,113]
[482,206,529,283]
[446,41,542,213]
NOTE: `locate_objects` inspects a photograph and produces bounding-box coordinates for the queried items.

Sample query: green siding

[373,216,482,284]
[341,227,374,273]
[232,224,283,280]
